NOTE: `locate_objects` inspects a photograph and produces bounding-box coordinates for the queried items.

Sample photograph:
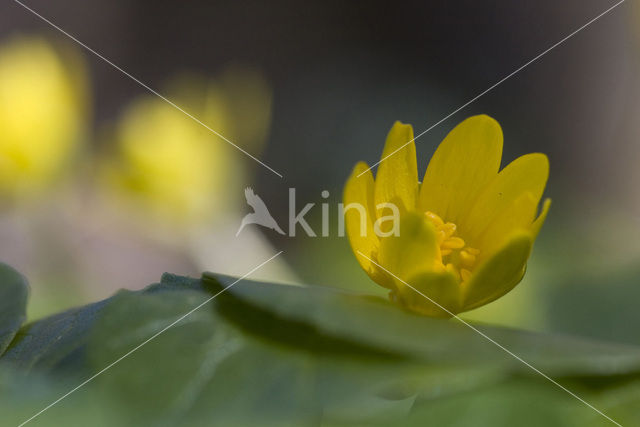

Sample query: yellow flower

[344,115,550,317]
[101,93,233,225]
[0,36,87,198]
[100,68,272,226]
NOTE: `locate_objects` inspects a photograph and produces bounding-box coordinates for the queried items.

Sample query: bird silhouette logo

[236,187,286,236]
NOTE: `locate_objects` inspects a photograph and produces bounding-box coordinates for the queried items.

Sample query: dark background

[3,0,633,195]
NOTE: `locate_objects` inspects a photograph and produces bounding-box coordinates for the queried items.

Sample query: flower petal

[474,192,537,257]
[418,115,503,225]
[398,271,461,317]
[374,121,418,213]
[343,162,385,285]
[378,211,440,281]
[463,153,549,245]
[531,198,551,238]
[461,232,533,311]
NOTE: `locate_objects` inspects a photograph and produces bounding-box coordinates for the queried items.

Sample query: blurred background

[0,0,639,346]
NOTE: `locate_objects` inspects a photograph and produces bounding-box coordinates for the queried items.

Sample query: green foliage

[0,263,28,356]
[546,265,640,346]
[1,268,640,426]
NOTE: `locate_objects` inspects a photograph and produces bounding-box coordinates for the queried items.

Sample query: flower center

[424,211,479,282]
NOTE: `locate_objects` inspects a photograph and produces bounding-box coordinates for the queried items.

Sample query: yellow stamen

[425,211,444,227]
[425,211,480,283]
[459,249,476,267]
[442,237,465,249]
[466,247,480,255]
[441,222,456,237]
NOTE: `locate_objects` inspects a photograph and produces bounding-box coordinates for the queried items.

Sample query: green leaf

[399,378,596,427]
[0,368,124,426]
[82,273,640,425]
[2,294,115,374]
[4,272,640,426]
[0,263,28,357]
[594,378,640,426]
[87,287,322,426]
[204,273,640,377]
[87,279,501,426]
[1,273,206,374]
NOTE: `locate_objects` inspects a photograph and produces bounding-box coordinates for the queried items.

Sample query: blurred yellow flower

[344,115,550,317]
[0,36,87,198]
[101,69,272,226]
